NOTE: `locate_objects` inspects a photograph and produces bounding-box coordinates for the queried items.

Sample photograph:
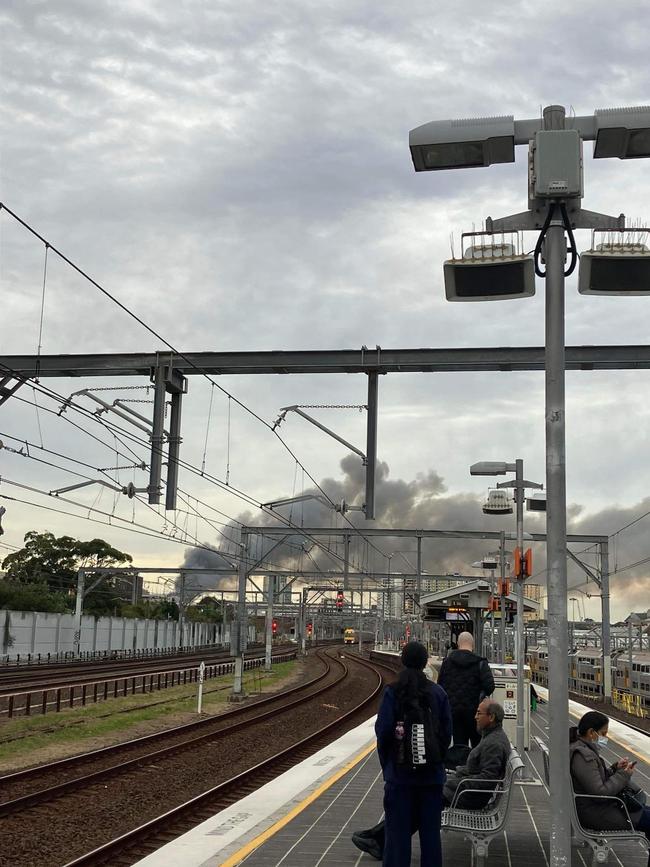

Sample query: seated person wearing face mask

[570,710,650,865]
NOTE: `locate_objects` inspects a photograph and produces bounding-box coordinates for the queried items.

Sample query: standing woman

[375,641,452,867]
[569,710,650,865]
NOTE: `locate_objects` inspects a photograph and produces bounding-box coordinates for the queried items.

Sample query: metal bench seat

[535,736,650,866]
[441,748,524,866]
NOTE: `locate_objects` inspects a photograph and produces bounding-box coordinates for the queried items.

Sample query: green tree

[1,531,134,614]
[0,580,70,613]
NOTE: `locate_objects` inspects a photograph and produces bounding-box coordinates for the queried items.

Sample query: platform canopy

[421,579,540,620]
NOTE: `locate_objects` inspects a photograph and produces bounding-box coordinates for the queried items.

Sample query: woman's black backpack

[395,691,445,770]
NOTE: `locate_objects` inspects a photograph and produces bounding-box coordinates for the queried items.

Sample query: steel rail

[0,650,326,795]
[62,651,392,867]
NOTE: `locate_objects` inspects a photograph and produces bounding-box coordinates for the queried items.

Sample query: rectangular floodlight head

[594,106,650,159]
[470,462,508,476]
[526,495,547,512]
[409,115,515,171]
[444,255,535,301]
[578,244,650,295]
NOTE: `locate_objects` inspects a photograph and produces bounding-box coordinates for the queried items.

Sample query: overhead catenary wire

[0,203,388,564]
[2,364,376,578]
[2,393,368,580]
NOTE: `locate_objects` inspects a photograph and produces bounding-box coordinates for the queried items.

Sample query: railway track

[0,645,300,719]
[0,643,296,693]
[0,646,398,867]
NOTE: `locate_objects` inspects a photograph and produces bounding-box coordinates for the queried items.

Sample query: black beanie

[401,641,428,670]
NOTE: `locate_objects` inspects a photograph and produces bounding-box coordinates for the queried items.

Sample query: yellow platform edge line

[220,740,377,867]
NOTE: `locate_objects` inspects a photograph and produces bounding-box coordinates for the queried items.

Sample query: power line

[3,369,374,577]
[0,203,387,564]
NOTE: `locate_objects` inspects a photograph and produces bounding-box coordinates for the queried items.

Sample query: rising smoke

[181,454,649,620]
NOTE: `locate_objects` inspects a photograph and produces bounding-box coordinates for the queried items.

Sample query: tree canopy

[1,531,134,615]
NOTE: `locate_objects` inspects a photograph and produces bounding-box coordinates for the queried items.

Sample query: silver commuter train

[527,645,650,716]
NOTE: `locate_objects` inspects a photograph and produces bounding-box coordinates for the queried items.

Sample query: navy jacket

[375,681,452,786]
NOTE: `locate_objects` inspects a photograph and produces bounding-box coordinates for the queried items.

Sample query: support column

[514,459,525,760]
[365,372,378,520]
[499,534,506,664]
[232,532,249,696]
[265,575,274,672]
[178,572,185,650]
[358,582,363,653]
[600,542,612,701]
[165,389,183,511]
[301,587,308,655]
[545,207,572,865]
[74,569,85,658]
[416,536,422,638]
[148,363,167,505]
[343,534,350,590]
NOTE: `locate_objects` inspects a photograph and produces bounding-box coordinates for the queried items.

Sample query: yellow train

[344,628,357,645]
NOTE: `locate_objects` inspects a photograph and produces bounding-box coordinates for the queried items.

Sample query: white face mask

[597,735,608,747]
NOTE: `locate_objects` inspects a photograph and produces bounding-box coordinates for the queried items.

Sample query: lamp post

[470,460,542,767]
[569,596,578,651]
[410,102,650,866]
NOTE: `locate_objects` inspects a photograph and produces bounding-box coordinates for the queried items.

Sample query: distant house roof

[624,610,650,624]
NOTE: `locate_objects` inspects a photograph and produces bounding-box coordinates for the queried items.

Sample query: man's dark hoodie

[438,649,495,713]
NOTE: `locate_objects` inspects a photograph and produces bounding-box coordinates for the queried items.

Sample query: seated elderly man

[352,699,510,860]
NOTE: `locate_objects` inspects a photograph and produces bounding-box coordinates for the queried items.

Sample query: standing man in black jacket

[438,631,495,748]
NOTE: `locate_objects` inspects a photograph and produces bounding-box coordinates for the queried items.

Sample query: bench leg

[589,843,610,865]
[471,837,489,867]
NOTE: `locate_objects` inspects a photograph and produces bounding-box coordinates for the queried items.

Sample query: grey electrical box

[533,130,583,198]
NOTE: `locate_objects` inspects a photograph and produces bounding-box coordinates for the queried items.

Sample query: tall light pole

[471,460,542,763]
[569,596,578,651]
[410,103,650,866]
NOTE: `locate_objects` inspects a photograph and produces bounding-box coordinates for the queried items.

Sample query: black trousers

[452,709,480,748]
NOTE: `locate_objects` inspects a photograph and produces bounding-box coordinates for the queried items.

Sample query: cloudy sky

[1,0,649,620]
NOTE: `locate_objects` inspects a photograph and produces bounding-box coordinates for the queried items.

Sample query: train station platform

[134,696,650,867]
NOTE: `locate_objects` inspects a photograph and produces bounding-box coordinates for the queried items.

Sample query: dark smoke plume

[181,455,649,620]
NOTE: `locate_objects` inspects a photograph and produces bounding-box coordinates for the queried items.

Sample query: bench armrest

[448,781,504,810]
[573,793,635,830]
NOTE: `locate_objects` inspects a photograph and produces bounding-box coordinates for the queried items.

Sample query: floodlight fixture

[526,493,547,512]
[444,232,535,302]
[470,461,511,476]
[409,114,515,172]
[482,489,513,515]
[593,105,650,160]
[578,232,650,295]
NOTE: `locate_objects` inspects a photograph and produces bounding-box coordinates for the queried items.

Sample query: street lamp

[470,460,542,767]
[569,596,579,651]
[413,103,650,867]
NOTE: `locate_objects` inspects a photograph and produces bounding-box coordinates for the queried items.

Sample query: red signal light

[336,590,344,610]
[272,619,278,635]
[306,621,313,636]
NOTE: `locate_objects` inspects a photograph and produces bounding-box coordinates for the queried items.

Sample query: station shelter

[420,579,540,651]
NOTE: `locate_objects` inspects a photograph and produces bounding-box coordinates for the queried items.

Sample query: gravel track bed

[0,653,326,799]
[1,650,381,867]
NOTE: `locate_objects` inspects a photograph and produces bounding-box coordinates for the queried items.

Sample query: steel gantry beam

[3,344,650,377]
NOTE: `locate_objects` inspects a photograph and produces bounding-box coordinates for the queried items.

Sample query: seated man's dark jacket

[438,649,495,714]
[375,681,452,786]
[443,721,510,808]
